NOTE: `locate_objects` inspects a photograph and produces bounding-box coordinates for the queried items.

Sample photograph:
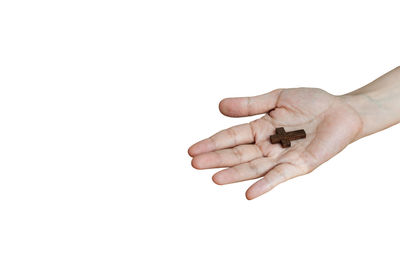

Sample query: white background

[0,0,399,265]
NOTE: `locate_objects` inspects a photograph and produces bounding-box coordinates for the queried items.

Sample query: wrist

[338,67,400,141]
[339,94,369,141]
[340,92,400,142]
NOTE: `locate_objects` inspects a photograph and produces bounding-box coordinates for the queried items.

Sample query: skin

[188,66,400,200]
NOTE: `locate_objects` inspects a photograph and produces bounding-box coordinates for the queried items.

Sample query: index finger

[188,123,254,157]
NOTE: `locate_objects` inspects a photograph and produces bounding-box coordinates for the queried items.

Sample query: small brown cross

[270,127,306,148]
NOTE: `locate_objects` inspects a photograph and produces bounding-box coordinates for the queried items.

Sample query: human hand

[188,87,363,200]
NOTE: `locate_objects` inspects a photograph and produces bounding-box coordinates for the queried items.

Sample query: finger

[212,157,277,185]
[188,123,253,157]
[191,144,263,169]
[219,89,282,117]
[245,163,301,200]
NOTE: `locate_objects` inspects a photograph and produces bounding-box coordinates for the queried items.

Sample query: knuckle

[249,120,259,138]
[208,136,217,149]
[257,142,270,157]
[226,127,237,146]
[232,146,244,162]
[248,160,259,176]
[273,165,286,180]
[246,96,254,116]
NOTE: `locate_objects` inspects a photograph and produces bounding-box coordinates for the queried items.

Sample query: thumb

[218,89,282,117]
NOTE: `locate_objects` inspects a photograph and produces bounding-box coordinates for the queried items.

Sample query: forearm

[341,66,400,141]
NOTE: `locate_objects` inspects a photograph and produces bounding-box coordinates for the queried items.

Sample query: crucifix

[270,127,306,148]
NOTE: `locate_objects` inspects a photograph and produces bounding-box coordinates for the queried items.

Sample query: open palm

[188,88,363,200]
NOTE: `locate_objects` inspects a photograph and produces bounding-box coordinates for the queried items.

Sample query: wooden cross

[270,127,306,148]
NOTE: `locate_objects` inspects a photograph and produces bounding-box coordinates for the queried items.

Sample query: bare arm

[342,66,400,140]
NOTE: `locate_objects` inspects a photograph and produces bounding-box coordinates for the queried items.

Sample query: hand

[188,87,363,200]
